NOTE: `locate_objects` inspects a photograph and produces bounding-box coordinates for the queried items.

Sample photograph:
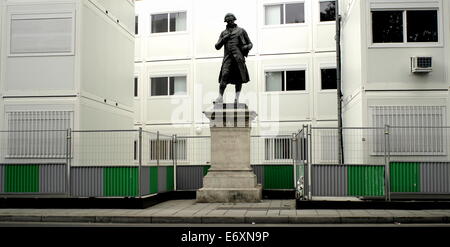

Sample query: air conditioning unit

[411,56,432,73]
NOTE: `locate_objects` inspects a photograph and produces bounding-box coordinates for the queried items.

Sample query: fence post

[307,125,312,200]
[173,134,177,191]
[156,131,160,166]
[292,133,297,190]
[384,124,391,202]
[65,128,72,197]
[138,127,142,198]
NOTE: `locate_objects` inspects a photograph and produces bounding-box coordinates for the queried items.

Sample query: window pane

[134,77,138,97]
[321,68,337,90]
[407,10,438,42]
[320,1,336,22]
[151,77,168,96]
[135,16,138,35]
[170,12,186,32]
[286,70,305,91]
[265,4,284,25]
[169,76,187,95]
[372,11,403,43]
[265,72,283,91]
[151,14,168,33]
[286,3,304,24]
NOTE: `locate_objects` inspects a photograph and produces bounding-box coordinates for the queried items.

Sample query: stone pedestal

[197,103,261,203]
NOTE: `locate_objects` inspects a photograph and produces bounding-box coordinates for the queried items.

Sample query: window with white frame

[321,68,337,90]
[150,76,187,96]
[370,106,446,155]
[371,10,438,44]
[151,11,186,33]
[134,77,139,97]
[135,15,139,35]
[10,13,74,55]
[319,0,336,22]
[264,2,305,25]
[265,70,306,92]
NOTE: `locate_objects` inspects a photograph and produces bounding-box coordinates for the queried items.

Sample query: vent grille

[417,57,432,68]
[370,106,446,155]
[411,57,432,72]
[6,111,73,158]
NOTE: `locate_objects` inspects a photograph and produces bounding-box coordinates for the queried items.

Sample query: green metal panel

[104,167,138,197]
[5,165,39,193]
[166,166,174,191]
[203,165,211,176]
[348,166,385,196]
[390,162,420,192]
[150,166,158,194]
[263,165,294,189]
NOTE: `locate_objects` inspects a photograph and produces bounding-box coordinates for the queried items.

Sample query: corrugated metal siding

[312,165,347,197]
[251,165,264,186]
[158,166,167,193]
[104,167,138,197]
[263,165,294,190]
[5,165,39,193]
[40,164,66,194]
[348,165,385,196]
[166,166,174,191]
[390,162,420,192]
[176,166,204,190]
[420,162,450,193]
[140,167,150,196]
[0,165,4,193]
[149,166,158,194]
[71,167,103,197]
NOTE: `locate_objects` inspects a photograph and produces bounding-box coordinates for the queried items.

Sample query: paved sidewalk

[0,199,450,224]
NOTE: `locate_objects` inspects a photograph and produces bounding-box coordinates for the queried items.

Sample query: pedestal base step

[196,186,262,203]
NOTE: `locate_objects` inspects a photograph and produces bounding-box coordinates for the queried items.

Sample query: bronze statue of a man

[214,13,253,104]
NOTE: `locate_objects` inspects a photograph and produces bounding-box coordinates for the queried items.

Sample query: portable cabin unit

[0,0,136,197]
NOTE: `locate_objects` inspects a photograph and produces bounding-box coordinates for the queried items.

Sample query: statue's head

[224,13,237,23]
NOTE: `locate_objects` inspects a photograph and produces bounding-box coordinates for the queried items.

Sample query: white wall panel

[80,1,134,108]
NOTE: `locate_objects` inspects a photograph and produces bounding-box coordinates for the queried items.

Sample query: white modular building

[341,0,450,128]
[0,0,135,133]
[0,0,138,197]
[134,0,339,136]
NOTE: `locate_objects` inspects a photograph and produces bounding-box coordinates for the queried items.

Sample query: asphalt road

[1,221,450,227]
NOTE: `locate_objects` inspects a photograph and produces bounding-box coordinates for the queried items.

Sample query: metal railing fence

[2,125,450,200]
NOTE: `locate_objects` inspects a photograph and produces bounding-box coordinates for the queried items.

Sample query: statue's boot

[234,92,240,104]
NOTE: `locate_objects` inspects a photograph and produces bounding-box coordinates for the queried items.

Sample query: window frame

[149,10,188,36]
[263,66,308,94]
[319,65,337,92]
[134,76,139,98]
[318,0,336,23]
[149,74,188,98]
[263,1,307,28]
[368,7,442,48]
[7,11,76,57]
[135,15,139,36]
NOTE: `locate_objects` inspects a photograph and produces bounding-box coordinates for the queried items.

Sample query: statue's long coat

[215,25,253,85]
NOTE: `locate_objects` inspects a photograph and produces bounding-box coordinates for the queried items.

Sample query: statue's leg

[235,83,242,104]
[214,82,227,103]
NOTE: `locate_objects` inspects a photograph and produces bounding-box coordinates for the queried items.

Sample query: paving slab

[1,200,450,224]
